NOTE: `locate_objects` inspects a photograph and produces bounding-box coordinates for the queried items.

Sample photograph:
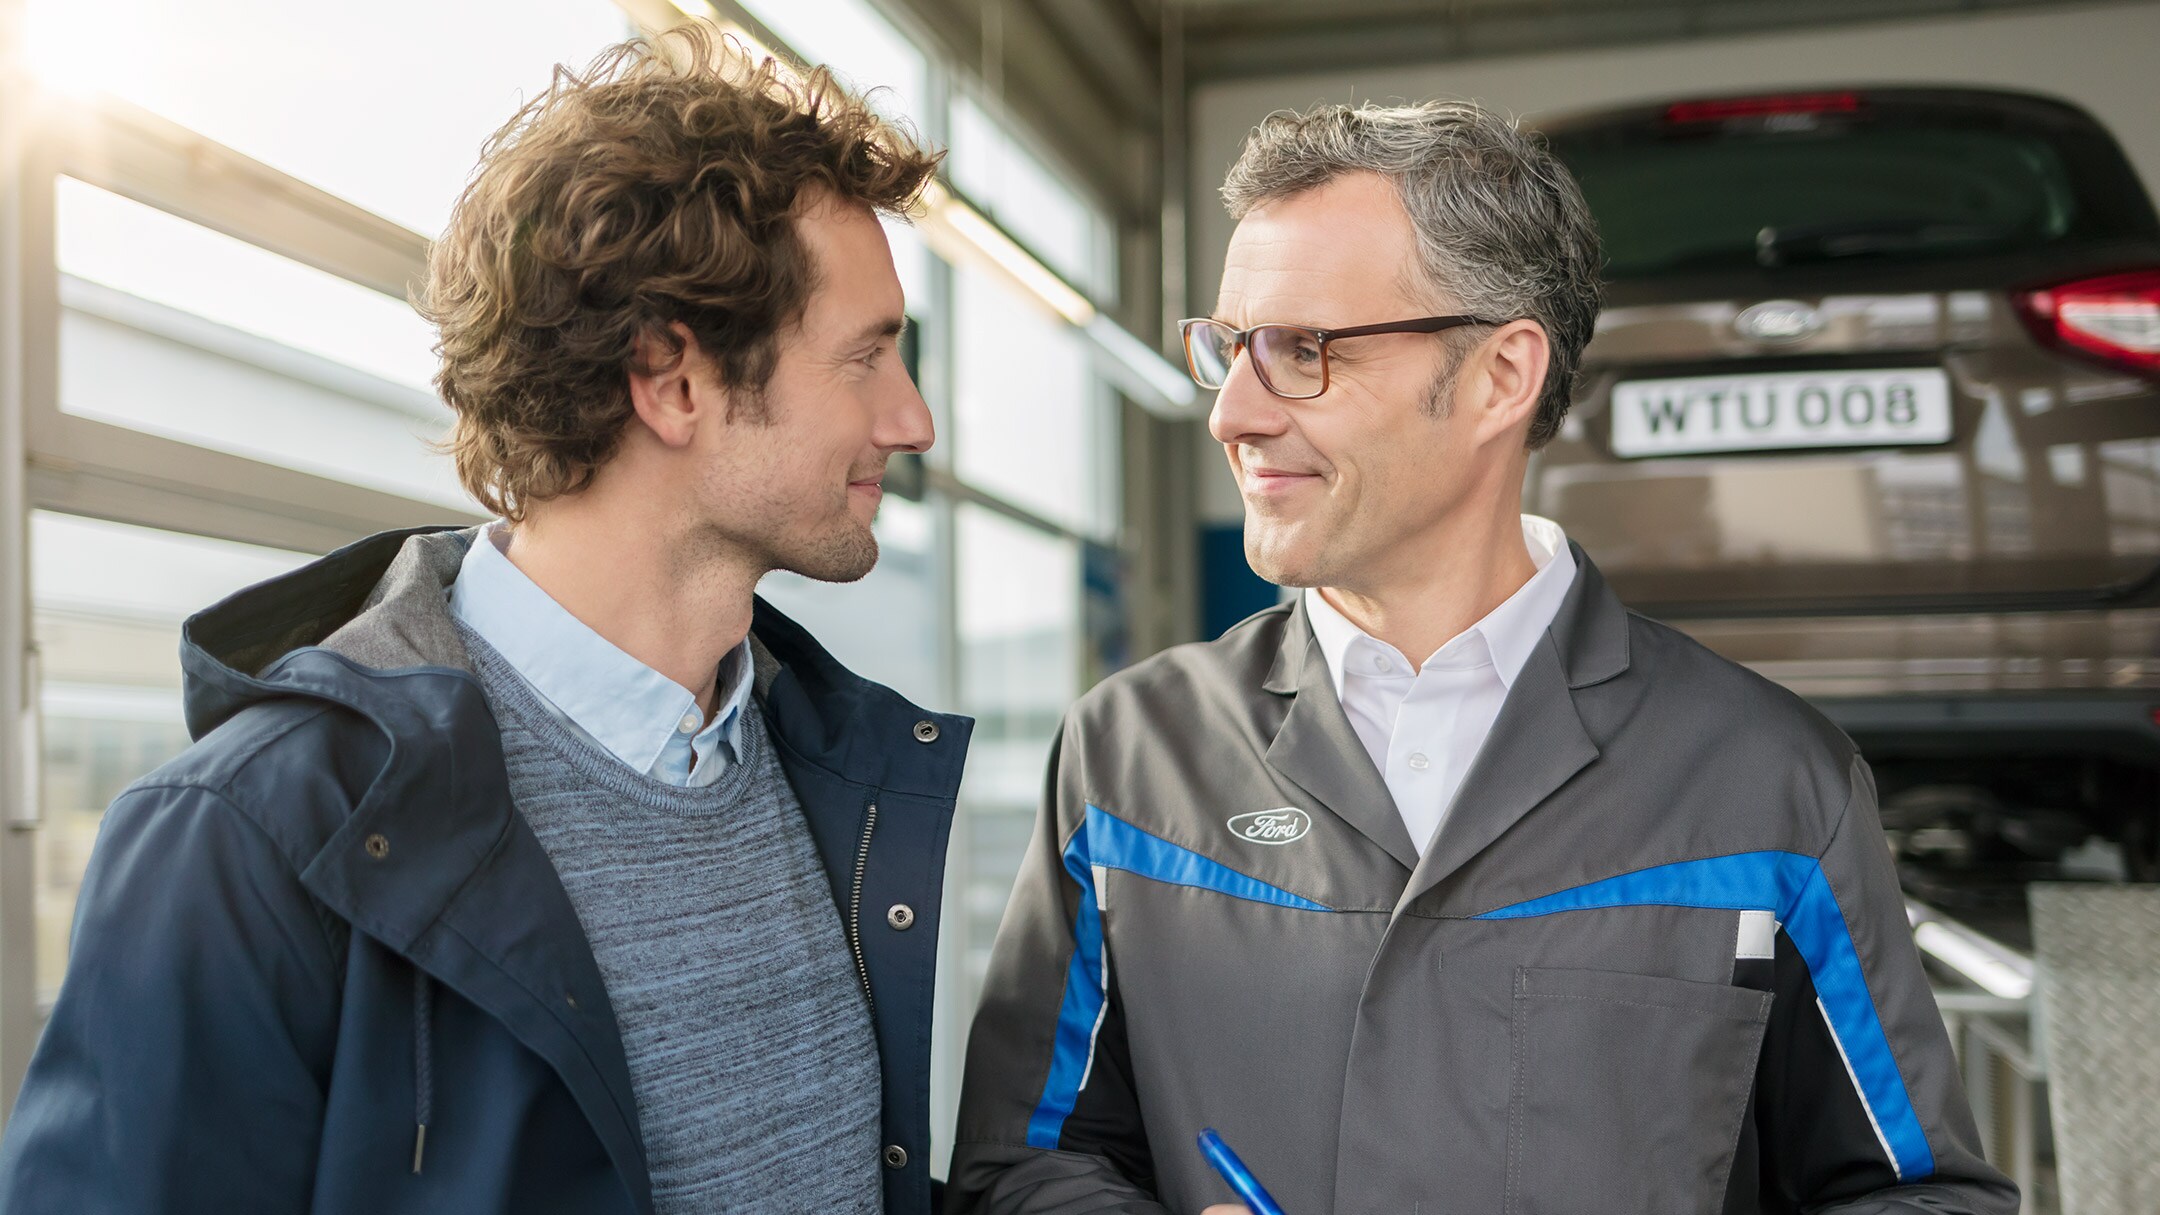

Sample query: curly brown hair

[421,26,942,520]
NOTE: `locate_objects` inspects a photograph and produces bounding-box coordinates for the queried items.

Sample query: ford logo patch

[1228,807,1312,845]
[1734,299,1824,343]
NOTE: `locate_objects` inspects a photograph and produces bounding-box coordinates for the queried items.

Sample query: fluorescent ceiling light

[918,181,1093,327]
[918,181,1195,417]
[1084,315,1198,416]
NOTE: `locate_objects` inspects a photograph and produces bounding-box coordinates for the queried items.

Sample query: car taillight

[2016,270,2160,377]
[1663,92,1861,124]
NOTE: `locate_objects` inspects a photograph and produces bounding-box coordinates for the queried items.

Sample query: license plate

[1608,368,1953,458]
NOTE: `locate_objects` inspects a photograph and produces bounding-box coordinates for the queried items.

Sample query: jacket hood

[180,526,477,740]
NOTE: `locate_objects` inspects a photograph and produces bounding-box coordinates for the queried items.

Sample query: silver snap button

[882,1144,908,1170]
[887,904,915,930]
[912,720,939,743]
[364,833,390,860]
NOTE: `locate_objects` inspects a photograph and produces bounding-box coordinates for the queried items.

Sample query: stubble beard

[786,523,880,584]
[691,479,883,586]
[776,488,881,584]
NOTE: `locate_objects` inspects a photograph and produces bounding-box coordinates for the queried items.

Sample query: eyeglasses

[1178,314,1503,400]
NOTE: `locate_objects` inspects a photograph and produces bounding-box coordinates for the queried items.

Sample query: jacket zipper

[847,798,879,1013]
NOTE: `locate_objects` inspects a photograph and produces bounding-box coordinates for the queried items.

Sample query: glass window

[932,503,1082,1176]
[948,94,1114,301]
[754,495,941,708]
[1547,97,2158,283]
[24,0,634,237]
[58,178,438,392]
[735,0,930,132]
[55,178,469,510]
[952,263,1115,536]
[886,220,932,315]
[30,513,313,1005]
[951,505,1078,1003]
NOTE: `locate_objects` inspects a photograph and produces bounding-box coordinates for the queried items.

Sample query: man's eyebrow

[851,315,907,345]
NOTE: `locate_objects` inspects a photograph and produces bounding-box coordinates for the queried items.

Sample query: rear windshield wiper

[1756,219,2022,266]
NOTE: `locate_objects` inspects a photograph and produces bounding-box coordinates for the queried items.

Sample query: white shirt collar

[1303,515,1577,699]
[448,523,753,775]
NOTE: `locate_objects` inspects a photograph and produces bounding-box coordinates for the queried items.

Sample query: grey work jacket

[951,547,2014,1215]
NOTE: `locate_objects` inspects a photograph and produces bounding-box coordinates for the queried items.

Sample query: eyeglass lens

[1185,321,1326,398]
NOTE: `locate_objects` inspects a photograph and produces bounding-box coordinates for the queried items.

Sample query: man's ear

[1466,319,1551,446]
[627,321,725,448]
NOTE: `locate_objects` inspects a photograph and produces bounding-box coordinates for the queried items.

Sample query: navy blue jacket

[0,526,972,1214]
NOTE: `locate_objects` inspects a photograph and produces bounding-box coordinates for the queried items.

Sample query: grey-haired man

[949,101,2014,1215]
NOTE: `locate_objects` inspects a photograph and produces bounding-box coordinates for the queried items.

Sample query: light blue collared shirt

[448,524,754,788]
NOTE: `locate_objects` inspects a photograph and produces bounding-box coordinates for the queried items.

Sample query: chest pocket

[1503,966,1771,1215]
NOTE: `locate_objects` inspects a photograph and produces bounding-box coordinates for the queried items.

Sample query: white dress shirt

[1303,515,1578,855]
[448,523,754,788]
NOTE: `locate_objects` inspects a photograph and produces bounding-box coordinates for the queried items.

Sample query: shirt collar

[1303,514,1578,698]
[448,523,751,774]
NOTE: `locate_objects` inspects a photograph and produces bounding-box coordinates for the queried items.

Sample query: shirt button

[1407,753,1431,771]
[1371,655,1390,672]
[678,712,700,734]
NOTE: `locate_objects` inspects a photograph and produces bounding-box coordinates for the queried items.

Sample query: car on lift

[1535,87,2160,946]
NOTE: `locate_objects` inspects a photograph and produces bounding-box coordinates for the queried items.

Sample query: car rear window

[1546,94,2159,281]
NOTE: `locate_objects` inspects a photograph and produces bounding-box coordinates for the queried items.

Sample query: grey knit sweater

[462,624,883,1213]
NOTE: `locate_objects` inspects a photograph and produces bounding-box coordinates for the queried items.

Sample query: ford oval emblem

[1227,807,1312,845]
[1734,299,1824,343]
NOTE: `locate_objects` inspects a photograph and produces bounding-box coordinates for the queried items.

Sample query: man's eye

[1289,340,1322,365]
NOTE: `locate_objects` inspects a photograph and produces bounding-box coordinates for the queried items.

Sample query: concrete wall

[1185,0,2160,523]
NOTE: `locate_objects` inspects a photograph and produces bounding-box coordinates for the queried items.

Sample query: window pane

[31,513,312,1005]
[25,0,633,236]
[948,94,1114,301]
[736,0,929,131]
[56,178,469,509]
[951,505,1078,1021]
[953,264,1113,536]
[59,178,437,391]
[754,495,941,708]
[887,220,931,313]
[1549,106,2147,282]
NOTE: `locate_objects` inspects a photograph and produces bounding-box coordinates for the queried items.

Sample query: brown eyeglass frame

[1178,314,1504,399]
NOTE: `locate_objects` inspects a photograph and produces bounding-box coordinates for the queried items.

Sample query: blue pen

[1196,1128,1289,1215]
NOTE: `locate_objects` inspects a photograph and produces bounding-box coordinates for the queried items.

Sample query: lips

[1243,467,1322,494]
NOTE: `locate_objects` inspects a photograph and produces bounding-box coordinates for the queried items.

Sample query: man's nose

[1207,351,1290,447]
[878,373,935,454]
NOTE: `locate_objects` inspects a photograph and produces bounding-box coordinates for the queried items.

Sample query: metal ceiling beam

[1023,0,1161,125]
[1175,0,2150,82]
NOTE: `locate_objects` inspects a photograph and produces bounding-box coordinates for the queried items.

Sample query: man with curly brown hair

[0,30,968,1215]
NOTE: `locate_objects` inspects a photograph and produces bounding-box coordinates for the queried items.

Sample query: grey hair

[1221,100,1602,448]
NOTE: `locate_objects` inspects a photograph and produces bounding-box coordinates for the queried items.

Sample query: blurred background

[1,0,2157,1207]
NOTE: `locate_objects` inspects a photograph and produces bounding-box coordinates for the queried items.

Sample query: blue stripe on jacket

[1475,851,1936,1182]
[1025,805,1331,1149]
